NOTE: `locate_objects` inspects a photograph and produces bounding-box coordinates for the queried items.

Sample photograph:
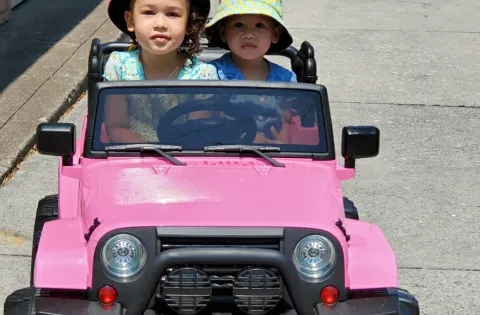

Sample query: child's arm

[103,52,145,143]
[104,95,145,143]
[253,123,291,144]
[269,72,298,142]
[250,69,299,144]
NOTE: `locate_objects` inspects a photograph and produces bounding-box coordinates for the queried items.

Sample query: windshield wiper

[105,144,186,166]
[204,145,285,167]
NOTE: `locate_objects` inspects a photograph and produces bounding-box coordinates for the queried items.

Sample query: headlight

[101,234,147,279]
[292,235,336,280]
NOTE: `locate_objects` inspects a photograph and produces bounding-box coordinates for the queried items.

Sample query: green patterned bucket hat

[205,0,293,54]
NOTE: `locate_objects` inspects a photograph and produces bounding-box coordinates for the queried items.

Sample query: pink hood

[80,159,345,232]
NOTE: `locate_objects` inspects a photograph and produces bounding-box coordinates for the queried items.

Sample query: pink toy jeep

[4,39,419,315]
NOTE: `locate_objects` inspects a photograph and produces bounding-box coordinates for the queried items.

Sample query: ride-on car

[4,39,420,315]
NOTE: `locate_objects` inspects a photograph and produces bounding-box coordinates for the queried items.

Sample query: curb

[0,32,129,186]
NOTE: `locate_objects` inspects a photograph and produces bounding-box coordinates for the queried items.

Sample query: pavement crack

[0,19,110,131]
[0,253,31,258]
[399,266,480,272]
[330,100,479,109]
[290,27,480,34]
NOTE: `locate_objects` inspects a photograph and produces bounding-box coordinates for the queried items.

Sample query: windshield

[92,86,328,154]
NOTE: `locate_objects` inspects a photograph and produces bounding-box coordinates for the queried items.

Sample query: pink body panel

[34,217,88,288]
[345,219,398,289]
[80,156,350,287]
[57,114,87,219]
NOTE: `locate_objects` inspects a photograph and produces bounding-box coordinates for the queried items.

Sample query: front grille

[157,237,283,315]
[205,266,238,290]
[160,237,281,251]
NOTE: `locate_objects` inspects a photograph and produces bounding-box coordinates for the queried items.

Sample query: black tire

[30,195,59,286]
[398,289,420,315]
[3,287,36,314]
[343,197,359,220]
[399,303,420,315]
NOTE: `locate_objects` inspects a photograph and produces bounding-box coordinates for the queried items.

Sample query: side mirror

[36,123,76,166]
[341,126,380,169]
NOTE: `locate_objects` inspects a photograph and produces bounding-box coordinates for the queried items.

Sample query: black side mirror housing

[36,123,76,166]
[341,126,380,169]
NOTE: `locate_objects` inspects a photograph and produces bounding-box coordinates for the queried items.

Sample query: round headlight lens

[101,234,147,279]
[292,235,336,279]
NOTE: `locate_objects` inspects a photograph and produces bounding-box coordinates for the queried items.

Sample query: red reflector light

[320,286,339,305]
[98,285,117,305]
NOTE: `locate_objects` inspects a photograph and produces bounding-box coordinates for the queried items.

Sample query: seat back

[87,38,318,87]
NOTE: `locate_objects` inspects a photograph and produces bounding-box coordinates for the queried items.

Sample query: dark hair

[127,0,206,61]
[181,5,207,61]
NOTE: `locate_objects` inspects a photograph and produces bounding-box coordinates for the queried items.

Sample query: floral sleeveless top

[103,49,218,141]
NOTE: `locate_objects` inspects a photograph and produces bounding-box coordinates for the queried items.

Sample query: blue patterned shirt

[209,53,297,82]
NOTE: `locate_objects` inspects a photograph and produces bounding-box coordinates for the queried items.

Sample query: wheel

[3,287,36,314]
[30,195,58,286]
[343,197,359,220]
[397,289,420,315]
[399,303,420,315]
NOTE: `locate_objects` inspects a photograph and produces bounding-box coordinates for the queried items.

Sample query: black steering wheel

[156,97,258,146]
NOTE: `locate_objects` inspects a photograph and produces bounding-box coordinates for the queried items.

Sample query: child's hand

[106,127,145,143]
[254,123,291,144]
[269,122,291,144]
[281,107,297,124]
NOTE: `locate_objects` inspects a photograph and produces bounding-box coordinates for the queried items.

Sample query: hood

[80,159,344,231]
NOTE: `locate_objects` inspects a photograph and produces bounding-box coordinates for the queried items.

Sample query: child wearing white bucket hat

[205,0,296,82]
[102,0,219,143]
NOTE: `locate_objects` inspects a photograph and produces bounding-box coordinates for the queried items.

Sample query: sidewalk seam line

[330,100,478,108]
[0,18,109,130]
[0,22,127,185]
[399,266,480,272]
[289,27,480,34]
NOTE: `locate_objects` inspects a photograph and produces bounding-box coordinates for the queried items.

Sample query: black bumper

[5,248,419,315]
[4,293,418,315]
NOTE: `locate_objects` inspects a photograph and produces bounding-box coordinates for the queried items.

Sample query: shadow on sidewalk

[0,0,104,95]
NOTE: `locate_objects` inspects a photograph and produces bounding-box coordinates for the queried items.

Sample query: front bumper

[4,292,419,315]
[5,247,419,315]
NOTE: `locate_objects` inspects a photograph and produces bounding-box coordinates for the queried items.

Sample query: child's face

[220,14,281,60]
[124,0,189,56]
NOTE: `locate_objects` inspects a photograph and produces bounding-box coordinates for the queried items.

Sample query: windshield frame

[83,80,336,161]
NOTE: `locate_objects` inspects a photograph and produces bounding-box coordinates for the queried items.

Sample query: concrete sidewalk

[0,0,126,184]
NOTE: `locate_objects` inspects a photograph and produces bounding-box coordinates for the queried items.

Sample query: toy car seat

[87,38,318,87]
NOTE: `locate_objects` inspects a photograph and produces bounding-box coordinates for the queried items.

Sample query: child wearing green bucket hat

[205,0,297,144]
[205,0,296,82]
[103,0,219,143]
